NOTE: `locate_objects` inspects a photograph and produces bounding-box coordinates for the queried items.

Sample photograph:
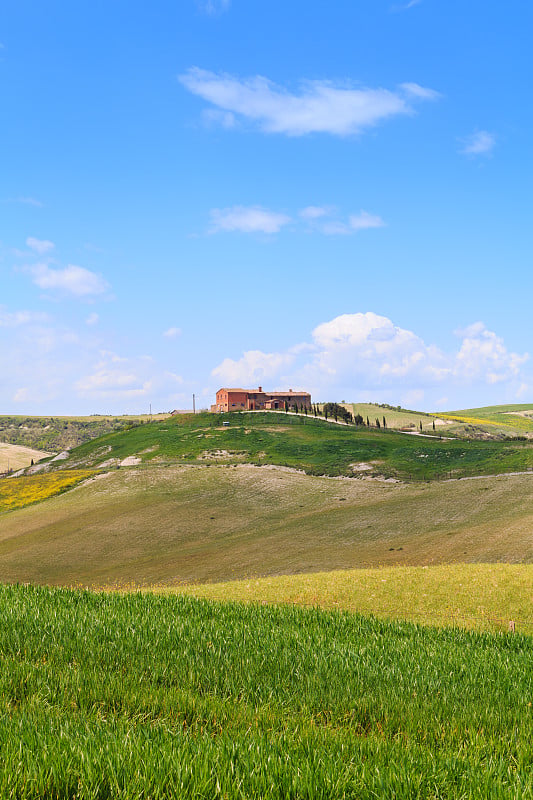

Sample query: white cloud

[30,263,109,297]
[301,207,386,236]
[454,322,528,383]
[0,308,49,327]
[86,312,99,326]
[26,236,55,254]
[212,350,295,386]
[180,68,438,137]
[76,369,148,394]
[459,130,496,157]
[163,327,182,339]
[210,204,386,236]
[400,82,440,101]
[299,206,330,220]
[8,197,43,207]
[197,0,230,14]
[209,205,291,234]
[211,313,529,407]
[349,210,386,231]
[13,388,29,403]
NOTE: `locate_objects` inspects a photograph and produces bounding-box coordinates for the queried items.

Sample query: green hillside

[1,584,531,798]
[34,410,533,481]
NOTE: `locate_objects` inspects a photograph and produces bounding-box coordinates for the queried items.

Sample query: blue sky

[1,0,532,414]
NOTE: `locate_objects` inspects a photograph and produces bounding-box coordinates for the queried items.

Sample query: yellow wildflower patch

[0,470,95,513]
[437,414,500,427]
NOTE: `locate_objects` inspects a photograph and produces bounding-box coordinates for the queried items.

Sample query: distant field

[0,442,50,472]
[0,413,169,452]
[0,584,531,798]
[344,402,442,430]
[443,403,533,435]
[1,465,532,586]
[176,563,533,635]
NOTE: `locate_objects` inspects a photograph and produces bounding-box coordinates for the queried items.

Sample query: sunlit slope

[175,563,533,635]
[442,403,533,435]
[0,466,532,586]
[43,411,533,480]
[0,442,50,472]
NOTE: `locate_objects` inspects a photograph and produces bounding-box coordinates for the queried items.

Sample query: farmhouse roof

[268,390,310,396]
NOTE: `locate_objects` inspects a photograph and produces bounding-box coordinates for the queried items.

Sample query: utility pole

[149,403,152,422]
[192,393,196,414]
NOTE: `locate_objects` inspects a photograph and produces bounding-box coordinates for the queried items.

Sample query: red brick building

[212,386,312,413]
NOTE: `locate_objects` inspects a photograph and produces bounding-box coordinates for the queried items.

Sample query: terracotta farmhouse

[212,387,311,412]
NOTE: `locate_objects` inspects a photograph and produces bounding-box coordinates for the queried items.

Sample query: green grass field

[37,410,533,481]
[0,584,531,798]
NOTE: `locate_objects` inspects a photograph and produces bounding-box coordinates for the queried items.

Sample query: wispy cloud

[208,204,386,236]
[299,206,330,221]
[163,327,182,339]
[30,264,109,297]
[349,211,386,232]
[209,205,292,234]
[196,0,230,15]
[301,207,385,236]
[0,308,49,327]
[3,196,44,207]
[26,236,55,255]
[180,68,439,137]
[459,130,496,157]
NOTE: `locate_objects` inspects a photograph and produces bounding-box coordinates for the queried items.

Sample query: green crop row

[0,584,531,797]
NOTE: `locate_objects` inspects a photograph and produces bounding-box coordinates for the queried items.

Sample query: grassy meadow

[36,410,533,481]
[0,583,532,799]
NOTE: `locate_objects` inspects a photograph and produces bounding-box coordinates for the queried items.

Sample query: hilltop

[20,410,533,481]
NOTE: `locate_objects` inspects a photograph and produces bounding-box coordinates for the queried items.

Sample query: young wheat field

[0,584,532,799]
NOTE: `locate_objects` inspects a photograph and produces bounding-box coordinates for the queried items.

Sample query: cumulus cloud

[30,263,109,297]
[211,313,529,407]
[26,236,55,254]
[454,322,528,383]
[180,68,438,137]
[459,130,496,157]
[209,205,291,234]
[212,350,295,386]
